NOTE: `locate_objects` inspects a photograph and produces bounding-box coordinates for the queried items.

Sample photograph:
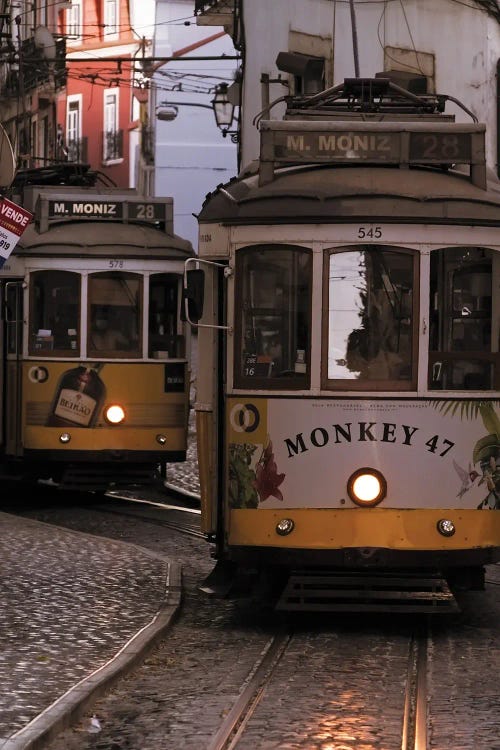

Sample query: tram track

[95,489,205,539]
[203,622,431,750]
[206,630,292,750]
[402,623,429,750]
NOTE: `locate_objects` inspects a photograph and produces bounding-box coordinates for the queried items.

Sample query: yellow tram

[187,78,500,611]
[0,185,194,492]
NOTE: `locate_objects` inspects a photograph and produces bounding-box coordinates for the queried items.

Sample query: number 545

[357,226,382,239]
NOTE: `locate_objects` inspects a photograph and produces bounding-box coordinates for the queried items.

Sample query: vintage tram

[0,185,193,493]
[186,78,500,611]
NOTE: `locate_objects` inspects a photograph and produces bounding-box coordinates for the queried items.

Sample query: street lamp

[211,83,238,141]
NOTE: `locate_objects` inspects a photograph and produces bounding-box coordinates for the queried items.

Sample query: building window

[103,89,122,162]
[66,96,83,161]
[66,0,82,42]
[104,0,119,39]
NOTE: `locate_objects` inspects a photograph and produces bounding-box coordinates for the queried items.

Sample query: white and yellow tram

[187,78,500,610]
[0,185,193,492]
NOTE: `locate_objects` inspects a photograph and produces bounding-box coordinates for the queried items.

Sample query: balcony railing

[1,35,66,96]
[67,137,88,162]
[102,129,123,162]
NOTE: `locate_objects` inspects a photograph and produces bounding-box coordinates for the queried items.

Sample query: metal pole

[349,0,360,78]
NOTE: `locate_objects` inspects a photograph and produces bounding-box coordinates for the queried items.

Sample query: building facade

[58,0,150,188]
[195,0,500,176]
[0,0,68,174]
[143,0,239,250]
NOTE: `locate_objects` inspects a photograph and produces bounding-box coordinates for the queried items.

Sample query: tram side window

[88,272,142,358]
[235,246,311,387]
[326,247,416,390]
[148,274,184,359]
[30,271,80,355]
[429,247,498,390]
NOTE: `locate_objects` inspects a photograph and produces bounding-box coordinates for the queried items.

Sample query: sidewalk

[0,511,181,750]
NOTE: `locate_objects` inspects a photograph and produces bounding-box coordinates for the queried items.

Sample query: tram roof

[198,164,500,226]
[16,221,194,259]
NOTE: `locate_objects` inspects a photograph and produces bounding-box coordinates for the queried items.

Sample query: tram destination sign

[270,129,472,163]
[36,192,173,233]
[49,199,124,219]
[47,199,169,222]
[259,121,486,187]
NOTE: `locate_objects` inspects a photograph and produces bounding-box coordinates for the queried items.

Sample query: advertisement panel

[227,398,500,511]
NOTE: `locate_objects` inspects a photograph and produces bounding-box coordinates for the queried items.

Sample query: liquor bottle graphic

[47,364,106,427]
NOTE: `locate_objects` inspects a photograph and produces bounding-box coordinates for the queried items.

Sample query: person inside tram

[90,306,131,351]
[345,309,403,380]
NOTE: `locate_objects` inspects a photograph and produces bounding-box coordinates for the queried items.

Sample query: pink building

[57,0,147,188]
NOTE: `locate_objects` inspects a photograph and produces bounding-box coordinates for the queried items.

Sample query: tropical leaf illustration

[473,434,500,464]
[253,439,285,503]
[228,443,259,509]
[430,399,500,509]
[228,438,286,507]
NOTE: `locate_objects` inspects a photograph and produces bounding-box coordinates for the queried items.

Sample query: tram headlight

[276,518,295,536]
[347,468,386,507]
[104,404,125,424]
[437,519,456,537]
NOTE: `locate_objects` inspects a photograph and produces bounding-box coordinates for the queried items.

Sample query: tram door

[1,281,24,456]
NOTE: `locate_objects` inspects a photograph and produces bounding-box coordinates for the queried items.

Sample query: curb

[0,560,182,750]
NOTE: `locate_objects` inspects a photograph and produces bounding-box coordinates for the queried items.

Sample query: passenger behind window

[91,306,130,351]
[346,325,403,380]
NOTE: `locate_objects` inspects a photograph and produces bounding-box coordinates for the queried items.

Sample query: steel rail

[401,621,429,750]
[205,630,291,750]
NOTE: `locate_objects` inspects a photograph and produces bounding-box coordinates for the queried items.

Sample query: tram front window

[326,247,416,390]
[429,247,498,390]
[30,270,80,355]
[235,246,311,387]
[88,272,142,358]
[148,274,184,359]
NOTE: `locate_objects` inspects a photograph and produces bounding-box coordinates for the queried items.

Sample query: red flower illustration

[253,440,285,502]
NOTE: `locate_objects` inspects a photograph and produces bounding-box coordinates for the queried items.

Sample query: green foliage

[228,443,259,509]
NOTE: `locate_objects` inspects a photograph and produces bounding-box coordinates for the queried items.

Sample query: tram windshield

[326,247,416,390]
[148,274,184,359]
[30,270,80,355]
[88,272,142,358]
[235,245,311,387]
[429,246,498,390]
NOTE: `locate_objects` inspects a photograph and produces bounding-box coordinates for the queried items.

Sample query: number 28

[357,226,382,239]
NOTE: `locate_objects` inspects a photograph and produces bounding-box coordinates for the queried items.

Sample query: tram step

[275,570,460,613]
[59,464,159,493]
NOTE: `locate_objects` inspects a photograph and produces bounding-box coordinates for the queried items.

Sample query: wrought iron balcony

[1,35,66,96]
[102,129,124,162]
[65,137,88,163]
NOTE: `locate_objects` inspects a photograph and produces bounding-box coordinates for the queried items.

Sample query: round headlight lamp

[437,519,456,537]
[347,468,387,507]
[104,404,125,424]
